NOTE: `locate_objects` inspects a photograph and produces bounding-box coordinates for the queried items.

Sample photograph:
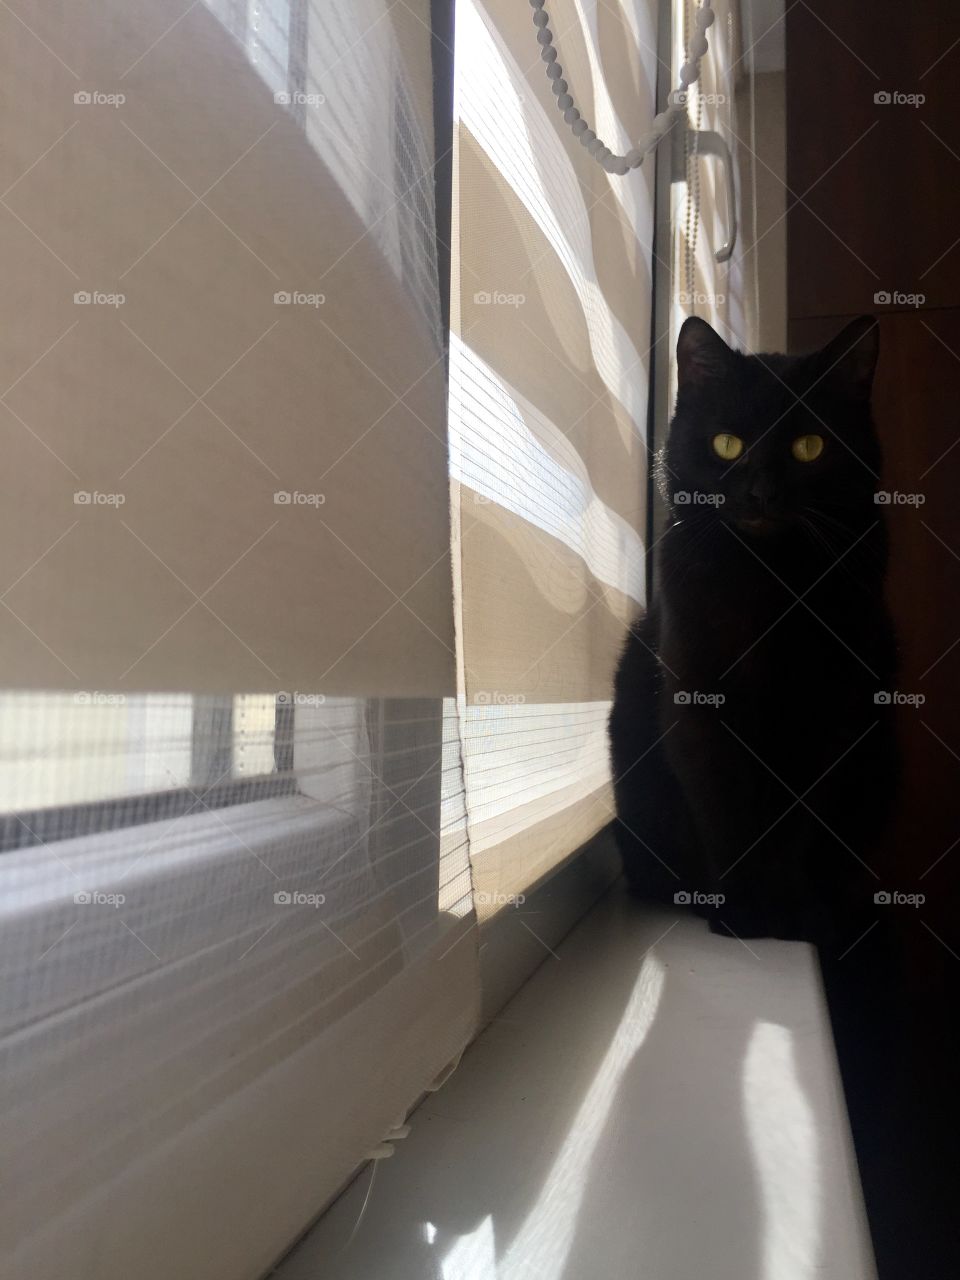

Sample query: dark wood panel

[786,1,960,318]
[792,309,960,1277]
[787,10,960,1268]
[790,311,960,930]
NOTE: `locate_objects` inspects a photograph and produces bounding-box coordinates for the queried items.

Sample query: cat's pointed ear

[818,316,879,400]
[677,317,731,389]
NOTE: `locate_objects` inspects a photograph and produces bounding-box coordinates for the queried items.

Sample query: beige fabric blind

[452,0,656,917]
[0,0,454,698]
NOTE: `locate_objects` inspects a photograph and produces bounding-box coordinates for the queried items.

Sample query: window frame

[1,696,298,854]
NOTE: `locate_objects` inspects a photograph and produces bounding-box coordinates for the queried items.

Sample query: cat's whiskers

[661,511,717,590]
[799,517,857,580]
[802,506,883,561]
[799,508,882,591]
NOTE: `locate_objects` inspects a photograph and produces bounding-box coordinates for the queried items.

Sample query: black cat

[609,316,898,942]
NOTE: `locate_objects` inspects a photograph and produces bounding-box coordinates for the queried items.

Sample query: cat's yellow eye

[712,433,744,461]
[791,433,824,463]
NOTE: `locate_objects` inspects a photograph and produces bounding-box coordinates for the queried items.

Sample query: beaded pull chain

[530,0,715,175]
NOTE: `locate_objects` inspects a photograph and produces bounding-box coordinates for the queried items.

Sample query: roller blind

[452,0,656,918]
[0,3,480,1277]
[0,0,454,697]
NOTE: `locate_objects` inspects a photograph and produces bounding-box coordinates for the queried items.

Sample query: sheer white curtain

[0,3,477,1277]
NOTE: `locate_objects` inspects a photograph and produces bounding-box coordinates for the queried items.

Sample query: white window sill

[273,882,876,1280]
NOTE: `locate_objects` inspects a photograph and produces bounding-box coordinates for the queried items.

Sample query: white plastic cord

[529,0,715,175]
[683,0,703,299]
[743,0,762,338]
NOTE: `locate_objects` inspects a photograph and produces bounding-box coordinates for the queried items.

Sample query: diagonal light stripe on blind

[451,334,646,602]
[457,0,652,433]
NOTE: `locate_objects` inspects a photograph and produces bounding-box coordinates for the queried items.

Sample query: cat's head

[660,317,881,538]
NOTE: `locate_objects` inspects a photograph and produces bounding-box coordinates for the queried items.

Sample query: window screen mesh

[0,693,476,1276]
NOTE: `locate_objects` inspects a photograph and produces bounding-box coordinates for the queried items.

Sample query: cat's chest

[660,582,839,693]
[655,528,883,703]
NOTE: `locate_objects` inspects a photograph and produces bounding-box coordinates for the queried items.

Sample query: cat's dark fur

[609,316,898,942]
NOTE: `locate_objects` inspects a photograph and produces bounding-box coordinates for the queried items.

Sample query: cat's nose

[747,476,778,511]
